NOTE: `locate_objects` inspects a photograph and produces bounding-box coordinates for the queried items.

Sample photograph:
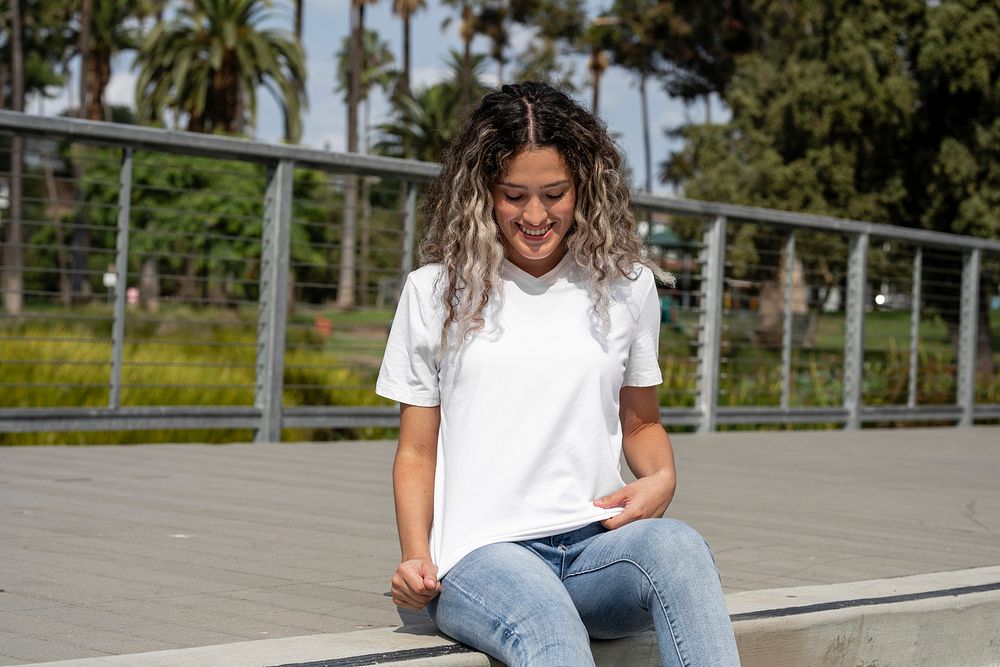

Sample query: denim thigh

[428,541,594,667]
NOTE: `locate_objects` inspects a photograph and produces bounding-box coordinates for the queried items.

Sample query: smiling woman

[375,82,740,667]
[491,147,576,276]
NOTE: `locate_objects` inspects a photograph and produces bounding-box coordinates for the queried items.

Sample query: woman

[376,81,739,666]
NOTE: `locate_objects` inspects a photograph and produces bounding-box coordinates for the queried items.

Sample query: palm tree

[441,0,477,115]
[376,51,488,163]
[584,17,619,115]
[587,46,608,113]
[339,0,380,308]
[82,1,144,121]
[336,29,396,305]
[294,0,303,41]
[337,30,397,150]
[391,0,426,99]
[134,0,307,142]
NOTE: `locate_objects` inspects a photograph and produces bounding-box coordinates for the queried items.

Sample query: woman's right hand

[391,558,442,610]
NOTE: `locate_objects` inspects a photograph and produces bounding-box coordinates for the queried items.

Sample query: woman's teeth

[519,223,552,237]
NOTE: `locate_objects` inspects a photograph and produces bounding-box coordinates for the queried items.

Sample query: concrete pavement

[1,427,998,664]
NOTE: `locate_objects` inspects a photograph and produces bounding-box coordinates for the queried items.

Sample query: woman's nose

[522,196,547,225]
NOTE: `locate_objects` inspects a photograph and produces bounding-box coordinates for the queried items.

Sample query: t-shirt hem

[374,381,440,407]
[434,507,624,578]
[622,373,664,387]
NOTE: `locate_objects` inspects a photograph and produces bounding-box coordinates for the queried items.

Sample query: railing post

[108,148,133,409]
[843,232,869,429]
[907,247,922,408]
[697,216,726,433]
[400,180,417,281]
[780,231,796,410]
[956,248,980,427]
[254,159,294,443]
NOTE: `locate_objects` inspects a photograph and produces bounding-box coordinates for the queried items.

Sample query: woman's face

[491,146,576,277]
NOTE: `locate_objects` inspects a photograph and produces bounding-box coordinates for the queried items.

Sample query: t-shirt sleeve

[375,274,441,406]
[623,269,664,387]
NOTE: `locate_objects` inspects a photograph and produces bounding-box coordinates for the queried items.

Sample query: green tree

[511,39,576,93]
[642,1,761,110]
[1,0,75,315]
[474,0,509,83]
[664,0,998,371]
[336,29,398,117]
[508,0,586,95]
[134,0,307,142]
[0,1,75,108]
[598,0,662,192]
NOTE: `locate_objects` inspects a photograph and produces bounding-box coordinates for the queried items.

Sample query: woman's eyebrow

[498,179,570,189]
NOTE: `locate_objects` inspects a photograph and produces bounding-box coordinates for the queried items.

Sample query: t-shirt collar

[501,251,574,290]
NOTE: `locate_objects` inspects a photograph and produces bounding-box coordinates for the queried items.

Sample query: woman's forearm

[619,385,676,481]
[393,446,436,561]
[622,422,676,481]
[393,403,440,562]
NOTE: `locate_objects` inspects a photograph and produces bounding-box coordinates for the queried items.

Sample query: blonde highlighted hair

[420,81,662,351]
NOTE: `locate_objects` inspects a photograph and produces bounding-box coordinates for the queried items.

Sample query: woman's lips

[517,222,553,242]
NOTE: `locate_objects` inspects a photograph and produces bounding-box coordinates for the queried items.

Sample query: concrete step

[17,566,1000,667]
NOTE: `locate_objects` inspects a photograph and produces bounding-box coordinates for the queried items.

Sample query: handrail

[0,110,996,440]
[4,110,998,253]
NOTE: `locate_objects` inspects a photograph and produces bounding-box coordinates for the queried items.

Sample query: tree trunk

[0,62,8,108]
[79,0,92,116]
[294,0,304,41]
[640,73,651,193]
[44,163,72,305]
[360,177,371,307]
[178,256,199,300]
[401,14,411,99]
[210,52,241,134]
[589,48,605,115]
[3,0,25,315]
[754,248,808,348]
[338,1,363,308]
[976,281,993,376]
[86,48,111,121]
[358,98,371,307]
[68,0,94,305]
[460,3,473,116]
[140,258,160,313]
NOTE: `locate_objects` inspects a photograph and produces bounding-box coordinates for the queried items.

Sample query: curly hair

[420,81,660,351]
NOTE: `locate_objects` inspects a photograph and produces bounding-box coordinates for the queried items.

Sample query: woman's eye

[505,194,525,202]
[546,192,566,201]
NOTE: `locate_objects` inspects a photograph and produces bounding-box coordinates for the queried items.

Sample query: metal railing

[1,110,997,441]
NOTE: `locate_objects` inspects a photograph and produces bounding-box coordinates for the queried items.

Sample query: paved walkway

[1,427,998,665]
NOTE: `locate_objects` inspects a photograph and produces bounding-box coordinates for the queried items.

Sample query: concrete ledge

[730,565,1000,667]
[17,567,1000,667]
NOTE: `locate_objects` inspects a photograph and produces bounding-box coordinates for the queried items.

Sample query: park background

[0,0,998,444]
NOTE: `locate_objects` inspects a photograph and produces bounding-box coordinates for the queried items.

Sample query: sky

[26,0,729,196]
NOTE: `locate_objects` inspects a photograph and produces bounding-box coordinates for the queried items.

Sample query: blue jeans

[427,519,740,667]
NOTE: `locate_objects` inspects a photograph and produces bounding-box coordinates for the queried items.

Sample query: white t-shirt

[376,251,663,577]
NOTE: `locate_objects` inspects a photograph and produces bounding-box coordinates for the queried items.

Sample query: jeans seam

[565,557,689,667]
[444,574,523,661]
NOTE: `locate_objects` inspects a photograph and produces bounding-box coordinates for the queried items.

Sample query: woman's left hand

[593,468,676,530]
